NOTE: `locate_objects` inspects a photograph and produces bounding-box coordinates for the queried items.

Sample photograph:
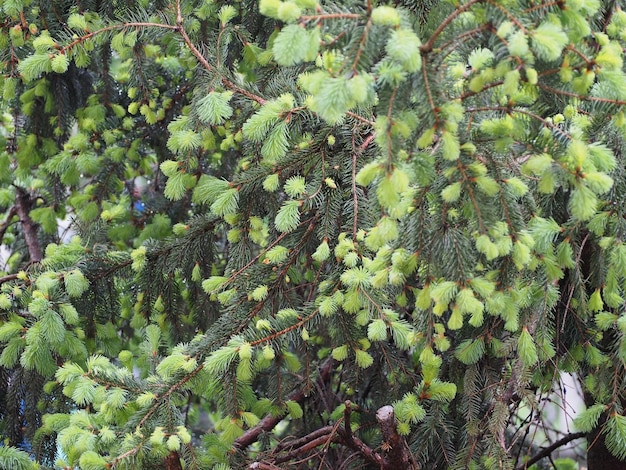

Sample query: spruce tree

[1,0,626,469]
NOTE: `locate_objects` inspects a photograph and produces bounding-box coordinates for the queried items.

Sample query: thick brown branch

[376,405,419,470]
[252,401,389,469]
[514,432,585,470]
[274,432,338,464]
[164,450,183,470]
[337,415,384,469]
[14,188,42,263]
[340,431,384,467]
[0,273,19,285]
[275,425,334,452]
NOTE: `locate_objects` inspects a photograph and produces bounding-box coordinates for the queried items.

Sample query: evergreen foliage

[1,0,626,468]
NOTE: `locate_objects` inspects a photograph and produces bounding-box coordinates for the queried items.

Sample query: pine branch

[339,401,384,468]
[420,0,483,53]
[514,432,585,470]
[59,22,179,54]
[233,358,335,451]
[174,0,266,105]
[0,273,19,285]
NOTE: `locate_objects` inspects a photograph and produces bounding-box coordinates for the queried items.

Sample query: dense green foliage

[1,0,626,468]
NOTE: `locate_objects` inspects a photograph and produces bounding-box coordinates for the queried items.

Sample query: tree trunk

[587,427,625,470]
[376,405,419,470]
[14,187,42,263]
[164,450,183,470]
[585,389,625,470]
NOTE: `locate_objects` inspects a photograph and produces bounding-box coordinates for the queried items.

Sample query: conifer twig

[514,432,585,470]
[420,0,483,53]
[233,358,335,451]
[174,0,266,105]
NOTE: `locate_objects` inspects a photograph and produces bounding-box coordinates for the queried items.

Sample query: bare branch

[0,273,19,285]
[376,405,419,470]
[14,187,42,263]
[514,432,585,470]
[0,206,17,243]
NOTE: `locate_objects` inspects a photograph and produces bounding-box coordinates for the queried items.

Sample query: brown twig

[420,0,483,53]
[514,432,585,470]
[0,273,19,285]
[233,358,336,451]
[175,0,266,104]
[275,425,335,452]
[0,206,17,243]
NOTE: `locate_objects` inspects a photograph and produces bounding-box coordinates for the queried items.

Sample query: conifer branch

[350,5,372,73]
[422,55,438,120]
[250,309,319,347]
[339,401,384,467]
[0,273,19,285]
[60,22,179,54]
[420,0,483,53]
[538,83,626,106]
[466,106,573,140]
[485,0,528,33]
[174,0,266,105]
[458,80,505,101]
[108,445,141,467]
[514,432,585,470]
[62,2,267,105]
[565,45,593,67]
[523,1,560,13]
[458,162,486,233]
[350,132,374,239]
[439,25,490,54]
[346,111,375,126]
[233,358,335,451]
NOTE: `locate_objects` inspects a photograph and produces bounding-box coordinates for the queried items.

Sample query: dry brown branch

[14,187,42,263]
[376,405,419,470]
